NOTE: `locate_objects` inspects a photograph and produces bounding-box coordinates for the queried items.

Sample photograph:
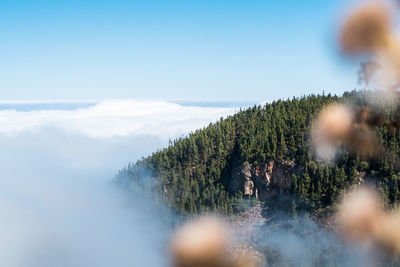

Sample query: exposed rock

[229,160,296,200]
[230,202,266,267]
[244,180,255,196]
[233,202,266,244]
[229,162,254,196]
[357,171,366,184]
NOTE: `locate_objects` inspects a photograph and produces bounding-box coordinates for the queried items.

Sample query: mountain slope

[116,91,400,217]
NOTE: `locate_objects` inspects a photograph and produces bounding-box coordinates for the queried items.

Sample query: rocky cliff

[228,160,300,200]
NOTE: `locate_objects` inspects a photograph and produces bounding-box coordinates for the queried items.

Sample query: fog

[0,99,237,267]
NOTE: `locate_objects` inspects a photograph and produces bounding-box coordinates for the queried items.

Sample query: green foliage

[116,91,400,216]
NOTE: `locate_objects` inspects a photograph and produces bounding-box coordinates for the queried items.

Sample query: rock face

[229,160,296,200]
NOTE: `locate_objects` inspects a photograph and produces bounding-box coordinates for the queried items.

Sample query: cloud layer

[0,99,236,138]
[0,99,238,267]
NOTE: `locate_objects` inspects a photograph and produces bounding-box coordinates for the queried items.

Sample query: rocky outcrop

[229,160,297,200]
[229,162,254,196]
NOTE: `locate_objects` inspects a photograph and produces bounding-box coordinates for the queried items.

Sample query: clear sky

[0,0,363,101]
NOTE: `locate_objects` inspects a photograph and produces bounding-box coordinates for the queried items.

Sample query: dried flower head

[170,217,231,267]
[312,103,354,159]
[336,187,382,244]
[337,187,400,255]
[340,1,391,55]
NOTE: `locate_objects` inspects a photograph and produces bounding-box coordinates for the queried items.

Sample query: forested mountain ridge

[116,91,400,217]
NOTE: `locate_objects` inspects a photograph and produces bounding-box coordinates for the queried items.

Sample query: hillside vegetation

[116,91,400,217]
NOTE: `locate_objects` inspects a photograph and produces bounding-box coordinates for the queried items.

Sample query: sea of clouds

[0,99,239,267]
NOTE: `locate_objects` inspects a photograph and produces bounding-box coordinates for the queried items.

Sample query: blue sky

[0,0,362,101]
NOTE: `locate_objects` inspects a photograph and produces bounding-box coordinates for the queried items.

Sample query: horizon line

[0,98,264,105]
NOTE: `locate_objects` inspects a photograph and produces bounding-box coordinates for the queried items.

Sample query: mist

[255,215,374,267]
[0,99,237,267]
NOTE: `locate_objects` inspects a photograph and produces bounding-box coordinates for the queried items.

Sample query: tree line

[116,90,400,217]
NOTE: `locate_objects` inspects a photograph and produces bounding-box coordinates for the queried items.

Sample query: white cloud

[0,99,238,267]
[0,99,236,138]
